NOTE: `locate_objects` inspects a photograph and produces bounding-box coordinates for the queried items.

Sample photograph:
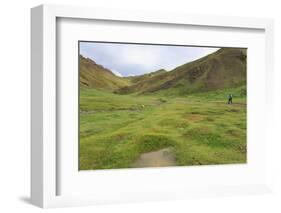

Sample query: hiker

[228,94,233,104]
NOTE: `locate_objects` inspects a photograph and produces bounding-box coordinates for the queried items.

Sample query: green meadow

[79,86,247,170]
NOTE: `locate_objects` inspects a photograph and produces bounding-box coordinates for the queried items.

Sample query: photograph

[79,41,247,170]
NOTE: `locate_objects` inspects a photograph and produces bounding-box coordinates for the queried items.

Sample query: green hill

[119,69,168,94]
[80,48,246,96]
[79,55,130,92]
[125,69,167,84]
[118,48,246,95]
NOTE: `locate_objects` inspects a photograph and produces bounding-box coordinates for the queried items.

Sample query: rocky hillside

[118,48,246,95]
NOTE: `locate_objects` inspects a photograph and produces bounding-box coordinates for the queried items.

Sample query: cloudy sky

[80,42,219,77]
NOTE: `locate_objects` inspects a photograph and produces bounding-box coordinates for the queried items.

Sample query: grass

[79,86,246,170]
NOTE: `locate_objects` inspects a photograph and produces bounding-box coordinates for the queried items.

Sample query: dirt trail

[132,147,176,168]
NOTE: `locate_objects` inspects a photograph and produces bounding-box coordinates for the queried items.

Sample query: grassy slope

[79,55,130,92]
[124,69,167,84]
[118,48,246,95]
[79,87,246,170]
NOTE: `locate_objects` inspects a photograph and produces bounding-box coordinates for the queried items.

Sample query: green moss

[79,87,247,170]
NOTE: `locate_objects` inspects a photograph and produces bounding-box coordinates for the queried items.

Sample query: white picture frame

[31,4,274,208]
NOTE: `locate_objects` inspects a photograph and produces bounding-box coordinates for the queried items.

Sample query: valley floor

[79,87,247,170]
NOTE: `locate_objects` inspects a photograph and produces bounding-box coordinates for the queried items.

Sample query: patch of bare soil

[184,114,204,122]
[132,147,177,168]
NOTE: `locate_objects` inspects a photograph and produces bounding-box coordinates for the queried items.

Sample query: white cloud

[127,73,136,77]
[202,48,220,58]
[80,42,220,77]
[119,45,162,70]
[111,69,123,77]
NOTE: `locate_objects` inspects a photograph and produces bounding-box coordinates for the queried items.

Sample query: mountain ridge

[117,48,246,95]
[80,47,247,95]
[79,55,130,91]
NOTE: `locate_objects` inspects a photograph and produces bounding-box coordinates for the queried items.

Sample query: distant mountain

[119,69,168,94]
[79,55,130,91]
[126,69,167,84]
[117,48,247,95]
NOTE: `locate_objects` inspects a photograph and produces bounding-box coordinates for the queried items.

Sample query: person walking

[228,94,233,104]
